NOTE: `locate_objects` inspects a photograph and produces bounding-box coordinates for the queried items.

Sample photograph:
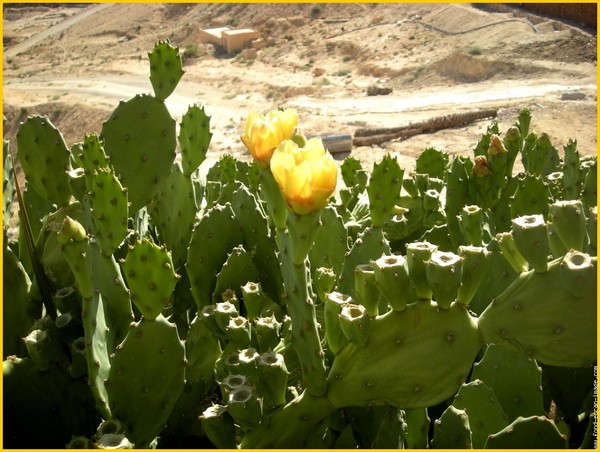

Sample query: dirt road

[3,3,596,173]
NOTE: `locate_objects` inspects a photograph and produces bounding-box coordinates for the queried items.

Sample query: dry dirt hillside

[3,3,597,172]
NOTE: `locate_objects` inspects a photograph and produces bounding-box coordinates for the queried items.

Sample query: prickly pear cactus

[4,38,596,450]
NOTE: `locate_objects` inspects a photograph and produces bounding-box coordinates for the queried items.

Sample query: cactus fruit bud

[256,352,289,411]
[227,385,263,430]
[95,433,134,449]
[314,267,336,304]
[549,200,587,252]
[58,216,87,245]
[241,282,265,322]
[254,315,282,352]
[456,246,491,306]
[372,254,410,312]
[339,303,371,347]
[97,418,127,437]
[324,291,352,354]
[496,232,529,273]
[24,329,59,371]
[237,347,260,379]
[214,301,238,333]
[200,405,237,449]
[560,250,595,298]
[511,215,550,273]
[221,374,249,399]
[225,316,251,348]
[67,436,93,449]
[406,241,438,300]
[425,251,462,309]
[354,264,380,316]
[459,205,484,246]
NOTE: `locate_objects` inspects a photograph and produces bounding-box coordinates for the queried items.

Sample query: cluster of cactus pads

[3,40,596,449]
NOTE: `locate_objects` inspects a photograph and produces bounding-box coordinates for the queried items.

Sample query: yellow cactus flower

[270,138,338,215]
[241,109,298,166]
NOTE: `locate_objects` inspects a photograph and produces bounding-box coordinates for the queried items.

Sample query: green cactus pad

[484,415,567,449]
[186,203,243,309]
[200,405,237,449]
[3,245,33,358]
[367,155,403,227]
[149,162,196,269]
[403,408,430,449]
[452,379,509,448]
[431,405,472,449]
[310,206,348,278]
[16,115,72,206]
[327,301,482,409]
[178,104,212,176]
[106,315,185,448]
[510,173,550,218]
[100,94,176,212]
[338,227,390,297]
[549,200,587,252]
[121,239,178,320]
[213,245,260,303]
[231,185,283,303]
[479,251,596,368]
[148,40,184,101]
[76,133,111,189]
[416,147,448,180]
[562,139,580,200]
[185,315,221,385]
[470,344,544,422]
[89,168,129,256]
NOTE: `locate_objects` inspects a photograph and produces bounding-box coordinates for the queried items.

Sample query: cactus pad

[178,104,212,176]
[106,315,185,447]
[100,94,176,212]
[148,40,184,101]
[327,301,482,409]
[121,239,178,320]
[16,115,72,206]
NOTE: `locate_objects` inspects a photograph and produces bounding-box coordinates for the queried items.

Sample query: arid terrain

[3,3,597,174]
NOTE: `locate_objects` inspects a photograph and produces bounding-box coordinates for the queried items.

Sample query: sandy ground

[3,3,597,175]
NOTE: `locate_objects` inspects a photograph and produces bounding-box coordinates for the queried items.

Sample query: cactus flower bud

[488,134,508,156]
[473,155,491,177]
[241,109,298,166]
[270,138,337,215]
